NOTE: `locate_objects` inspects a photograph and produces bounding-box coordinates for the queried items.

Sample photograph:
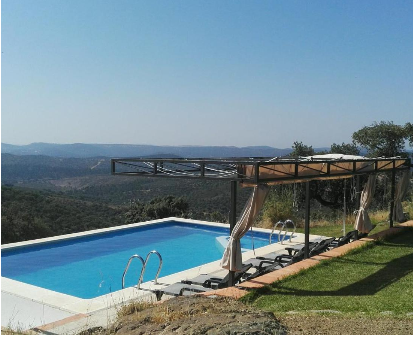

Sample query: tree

[405,122,413,147]
[289,141,314,157]
[330,142,360,155]
[124,196,189,224]
[352,121,412,157]
[124,201,146,224]
[262,187,296,225]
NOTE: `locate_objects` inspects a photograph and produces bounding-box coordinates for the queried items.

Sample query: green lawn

[294,220,392,239]
[242,228,413,316]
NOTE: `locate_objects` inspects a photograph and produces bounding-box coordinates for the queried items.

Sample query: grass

[241,228,413,316]
[116,301,154,319]
[116,301,194,325]
[287,209,394,239]
[1,328,33,335]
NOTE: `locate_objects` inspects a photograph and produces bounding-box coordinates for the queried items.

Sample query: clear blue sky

[1,0,412,148]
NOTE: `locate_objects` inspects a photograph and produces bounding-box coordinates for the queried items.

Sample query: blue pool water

[1,221,285,299]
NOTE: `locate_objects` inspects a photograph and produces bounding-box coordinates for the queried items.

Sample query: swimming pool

[1,220,286,299]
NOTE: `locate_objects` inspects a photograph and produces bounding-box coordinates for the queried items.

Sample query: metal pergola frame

[111,156,410,183]
[111,156,411,286]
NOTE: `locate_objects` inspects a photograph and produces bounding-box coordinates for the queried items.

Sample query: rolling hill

[1,142,300,158]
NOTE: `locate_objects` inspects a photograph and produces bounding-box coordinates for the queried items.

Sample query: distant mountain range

[1,142,329,158]
[1,153,110,183]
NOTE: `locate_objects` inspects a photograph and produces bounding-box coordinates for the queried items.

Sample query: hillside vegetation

[2,153,253,212]
[1,186,126,244]
[0,183,251,244]
[1,153,108,183]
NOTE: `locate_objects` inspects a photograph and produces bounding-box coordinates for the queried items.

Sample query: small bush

[402,200,413,221]
[261,188,296,227]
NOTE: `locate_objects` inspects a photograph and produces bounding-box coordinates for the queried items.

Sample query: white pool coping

[1,217,322,332]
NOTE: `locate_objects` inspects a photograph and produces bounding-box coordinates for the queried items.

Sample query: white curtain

[393,171,411,222]
[354,175,376,234]
[221,184,270,272]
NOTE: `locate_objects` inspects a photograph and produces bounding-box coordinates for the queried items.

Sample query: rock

[101,295,286,335]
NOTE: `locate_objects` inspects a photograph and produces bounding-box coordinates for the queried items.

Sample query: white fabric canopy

[354,174,376,233]
[306,154,365,160]
[393,170,411,222]
[240,155,406,188]
[221,184,270,272]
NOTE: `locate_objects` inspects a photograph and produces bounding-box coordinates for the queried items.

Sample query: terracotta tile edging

[32,313,88,333]
[200,226,407,300]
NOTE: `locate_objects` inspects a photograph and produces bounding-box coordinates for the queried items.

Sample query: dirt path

[278,314,413,335]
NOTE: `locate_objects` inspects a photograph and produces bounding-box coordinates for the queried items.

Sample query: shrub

[261,187,296,227]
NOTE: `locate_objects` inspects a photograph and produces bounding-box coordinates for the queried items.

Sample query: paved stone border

[201,225,410,299]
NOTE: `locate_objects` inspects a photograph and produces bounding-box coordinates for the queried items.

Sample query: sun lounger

[329,230,358,248]
[283,238,324,256]
[246,242,320,273]
[243,249,287,268]
[309,237,336,256]
[181,264,252,288]
[154,263,253,300]
[180,269,228,286]
[273,242,319,265]
[153,283,213,300]
[243,243,319,281]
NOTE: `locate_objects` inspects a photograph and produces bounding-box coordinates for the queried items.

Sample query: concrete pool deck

[1,217,318,334]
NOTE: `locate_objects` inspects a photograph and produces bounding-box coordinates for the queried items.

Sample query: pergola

[111,155,411,285]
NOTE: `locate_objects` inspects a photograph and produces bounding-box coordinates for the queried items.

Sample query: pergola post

[356,176,361,208]
[230,181,238,234]
[389,167,396,228]
[228,180,237,286]
[304,181,311,259]
[355,176,360,239]
[342,179,346,237]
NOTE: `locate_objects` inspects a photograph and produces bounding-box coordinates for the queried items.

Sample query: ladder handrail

[284,219,296,242]
[270,221,285,244]
[270,220,295,244]
[122,254,145,289]
[280,222,288,244]
[138,250,163,288]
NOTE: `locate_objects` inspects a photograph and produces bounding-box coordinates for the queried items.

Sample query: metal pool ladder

[122,250,163,289]
[269,220,296,245]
